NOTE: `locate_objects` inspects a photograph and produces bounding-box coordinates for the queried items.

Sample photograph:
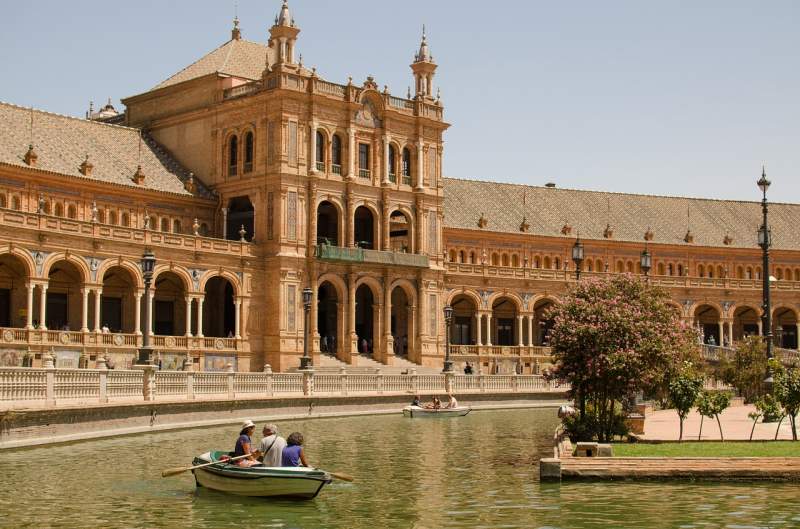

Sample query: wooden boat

[192,451,332,499]
[402,405,471,418]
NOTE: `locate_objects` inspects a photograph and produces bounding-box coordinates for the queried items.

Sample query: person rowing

[232,420,261,467]
[423,396,441,410]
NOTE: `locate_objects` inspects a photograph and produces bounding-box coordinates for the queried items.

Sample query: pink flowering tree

[548,274,700,441]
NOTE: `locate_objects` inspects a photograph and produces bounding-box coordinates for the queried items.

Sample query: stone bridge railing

[0,366,566,410]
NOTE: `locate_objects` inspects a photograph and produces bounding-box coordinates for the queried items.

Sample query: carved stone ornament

[215,338,225,350]
[59,332,70,345]
[2,329,13,342]
[723,234,733,245]
[165,336,176,348]
[520,217,530,232]
[477,214,488,229]
[684,230,694,244]
[603,224,614,239]
[644,228,654,241]
[561,224,572,236]
[113,334,124,346]
[354,100,382,128]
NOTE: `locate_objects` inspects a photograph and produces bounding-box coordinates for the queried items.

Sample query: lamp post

[443,305,454,373]
[300,287,313,370]
[137,249,156,365]
[640,245,652,282]
[571,236,585,281]
[757,168,774,387]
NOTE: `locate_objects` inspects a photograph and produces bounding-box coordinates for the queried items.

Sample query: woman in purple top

[281,432,309,467]
[232,420,260,467]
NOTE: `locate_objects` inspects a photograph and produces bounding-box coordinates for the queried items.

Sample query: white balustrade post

[234,298,242,339]
[147,291,155,336]
[512,374,519,393]
[263,364,274,396]
[99,368,108,404]
[527,316,534,346]
[184,297,193,337]
[485,314,493,346]
[340,366,348,396]
[479,374,486,393]
[302,369,314,396]
[517,315,524,347]
[376,367,383,395]
[410,368,418,394]
[80,288,90,332]
[227,363,235,399]
[445,371,454,395]
[25,282,34,329]
[94,289,102,333]
[187,371,195,400]
[39,285,48,330]
[44,352,55,406]
[142,365,155,402]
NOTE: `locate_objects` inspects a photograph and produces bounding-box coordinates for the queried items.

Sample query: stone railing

[0,367,564,409]
[223,83,260,100]
[444,263,800,292]
[0,208,255,258]
[315,245,430,268]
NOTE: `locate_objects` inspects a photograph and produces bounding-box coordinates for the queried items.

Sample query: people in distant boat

[233,420,260,467]
[424,396,441,410]
[282,432,309,467]
[411,395,422,407]
[446,394,459,409]
[258,423,287,467]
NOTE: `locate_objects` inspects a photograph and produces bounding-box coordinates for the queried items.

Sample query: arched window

[448,249,456,262]
[501,254,510,267]
[587,260,594,272]
[534,256,541,269]
[657,263,665,275]
[512,254,520,267]
[667,263,674,276]
[776,268,784,280]
[244,132,254,173]
[555,257,561,270]
[746,267,753,279]
[543,256,551,269]
[228,135,238,177]
[160,217,169,232]
[707,266,714,278]
[469,251,476,264]
[121,212,130,227]
[54,202,64,217]
[616,260,624,273]
[626,261,633,273]
[108,210,117,225]
[315,131,325,172]
[0,194,6,208]
[401,148,412,185]
[173,219,182,233]
[10,195,20,210]
[698,264,705,277]
[596,259,603,272]
[67,204,77,219]
[491,253,500,266]
[795,269,800,282]
[388,145,397,183]
[736,266,743,279]
[331,134,342,174]
[459,250,466,263]
[677,264,684,276]
[97,209,106,223]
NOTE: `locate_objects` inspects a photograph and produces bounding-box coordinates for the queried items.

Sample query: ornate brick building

[1,1,799,372]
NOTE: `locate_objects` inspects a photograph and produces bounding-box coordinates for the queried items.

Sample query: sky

[1,0,798,203]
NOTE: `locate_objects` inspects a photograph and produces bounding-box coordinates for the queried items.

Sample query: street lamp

[640,245,652,280]
[571,236,585,281]
[758,167,774,387]
[300,287,313,370]
[137,249,156,365]
[442,305,454,373]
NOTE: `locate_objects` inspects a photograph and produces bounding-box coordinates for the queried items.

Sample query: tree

[716,336,768,404]
[748,394,783,441]
[771,360,800,441]
[668,362,704,441]
[697,391,731,441]
[548,274,701,442]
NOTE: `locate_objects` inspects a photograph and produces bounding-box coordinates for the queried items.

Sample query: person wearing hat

[232,420,260,467]
[257,423,287,467]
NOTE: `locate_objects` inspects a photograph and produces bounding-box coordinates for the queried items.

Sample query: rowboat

[402,405,471,418]
[192,451,332,499]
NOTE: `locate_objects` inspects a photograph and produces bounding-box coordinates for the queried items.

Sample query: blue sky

[1,1,798,202]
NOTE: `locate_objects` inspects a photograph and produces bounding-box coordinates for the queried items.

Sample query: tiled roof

[0,102,213,199]
[153,38,272,90]
[443,177,800,250]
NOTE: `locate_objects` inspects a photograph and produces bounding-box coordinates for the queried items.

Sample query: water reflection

[0,409,798,529]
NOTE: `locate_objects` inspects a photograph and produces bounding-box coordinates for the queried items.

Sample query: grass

[611,441,800,458]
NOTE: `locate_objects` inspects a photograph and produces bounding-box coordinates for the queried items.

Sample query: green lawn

[612,441,800,458]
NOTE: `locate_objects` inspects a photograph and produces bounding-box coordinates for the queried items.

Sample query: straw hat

[241,420,256,430]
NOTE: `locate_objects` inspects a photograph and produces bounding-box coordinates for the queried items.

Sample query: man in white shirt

[446,394,458,409]
[257,423,287,467]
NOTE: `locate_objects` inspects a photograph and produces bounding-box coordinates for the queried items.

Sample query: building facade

[1,1,799,373]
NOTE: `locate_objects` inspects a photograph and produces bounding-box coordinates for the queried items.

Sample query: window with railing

[358,143,370,179]
[315,131,325,172]
[331,134,342,175]
[228,135,238,177]
[388,144,397,183]
[402,147,412,185]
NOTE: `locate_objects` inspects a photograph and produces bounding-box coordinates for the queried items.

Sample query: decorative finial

[133,164,145,185]
[37,194,45,214]
[90,201,98,223]
[143,210,150,230]
[407,86,411,99]
[239,224,247,241]
[193,218,200,236]
[231,13,241,40]
[79,154,93,176]
[184,172,196,193]
[24,144,38,166]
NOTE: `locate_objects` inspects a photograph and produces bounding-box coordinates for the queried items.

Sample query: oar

[327,471,354,482]
[162,453,253,478]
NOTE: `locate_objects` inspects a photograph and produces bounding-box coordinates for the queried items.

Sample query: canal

[1,408,799,528]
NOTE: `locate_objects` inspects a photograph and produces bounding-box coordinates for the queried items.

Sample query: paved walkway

[644,404,795,441]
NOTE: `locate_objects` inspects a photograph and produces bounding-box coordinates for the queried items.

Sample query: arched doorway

[391,286,411,356]
[46,260,84,331]
[203,277,235,338]
[316,201,339,246]
[389,211,412,253]
[773,307,798,349]
[318,281,339,355]
[355,284,375,356]
[100,266,137,333]
[0,254,29,328]
[694,304,721,345]
[733,306,760,342]
[450,294,477,345]
[226,196,254,242]
[534,299,557,346]
[153,272,187,336]
[354,206,375,249]
[491,297,518,346]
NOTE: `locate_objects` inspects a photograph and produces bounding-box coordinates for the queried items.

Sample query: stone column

[308,182,318,250]
[134,291,142,336]
[147,290,154,335]
[382,134,390,184]
[527,315,534,346]
[348,274,357,356]
[94,288,102,332]
[381,201,390,251]
[196,297,205,338]
[80,288,90,332]
[415,199,424,255]
[416,141,425,190]
[475,313,482,346]
[383,278,393,362]
[347,128,356,180]
[718,321,724,346]
[727,320,734,346]
[39,284,48,330]
[310,121,318,174]
[346,192,355,248]
[25,283,34,329]
[517,315,524,347]
[184,297,193,337]
[757,320,763,335]
[234,297,242,339]
[485,313,493,346]
[221,208,228,239]
[309,285,319,353]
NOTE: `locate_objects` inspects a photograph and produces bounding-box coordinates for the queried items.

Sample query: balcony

[332,164,342,175]
[316,161,324,172]
[315,245,429,268]
[359,169,371,179]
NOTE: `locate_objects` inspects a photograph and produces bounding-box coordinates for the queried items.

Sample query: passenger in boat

[233,420,260,467]
[424,396,441,410]
[282,432,310,467]
[411,395,422,407]
[258,423,287,467]
[446,394,459,409]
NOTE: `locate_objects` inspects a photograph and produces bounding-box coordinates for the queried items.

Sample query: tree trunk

[775,416,785,441]
[679,416,684,442]
[749,416,758,441]
[792,414,798,441]
[715,414,724,442]
[698,415,704,441]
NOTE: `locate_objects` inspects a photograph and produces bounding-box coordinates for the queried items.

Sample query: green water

[1,409,799,528]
